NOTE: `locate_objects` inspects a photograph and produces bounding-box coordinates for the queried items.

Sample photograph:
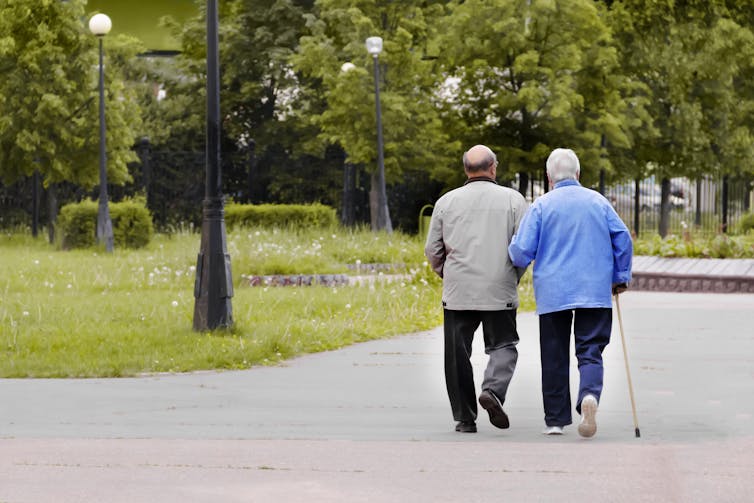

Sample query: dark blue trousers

[539,308,612,427]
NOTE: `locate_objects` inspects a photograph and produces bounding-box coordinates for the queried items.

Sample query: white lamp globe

[365,36,383,56]
[89,13,112,36]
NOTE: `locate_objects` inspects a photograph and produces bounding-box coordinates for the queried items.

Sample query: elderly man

[425,145,528,433]
[508,148,632,438]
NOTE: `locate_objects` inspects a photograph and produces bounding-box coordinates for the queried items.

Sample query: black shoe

[455,420,477,433]
[478,390,510,429]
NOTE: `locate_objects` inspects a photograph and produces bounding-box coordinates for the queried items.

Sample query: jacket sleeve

[424,207,446,278]
[512,194,531,280]
[508,203,540,269]
[606,204,633,284]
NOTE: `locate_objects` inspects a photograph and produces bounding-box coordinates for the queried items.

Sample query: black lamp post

[365,36,392,233]
[89,13,114,253]
[192,0,233,330]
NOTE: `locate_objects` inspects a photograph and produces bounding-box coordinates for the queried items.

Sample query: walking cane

[614,293,641,438]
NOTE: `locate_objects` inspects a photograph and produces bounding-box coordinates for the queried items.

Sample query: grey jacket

[424,178,528,311]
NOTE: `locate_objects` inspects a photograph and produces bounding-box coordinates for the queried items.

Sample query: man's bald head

[462,145,497,175]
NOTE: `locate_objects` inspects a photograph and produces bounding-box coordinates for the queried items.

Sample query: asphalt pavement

[1,291,753,502]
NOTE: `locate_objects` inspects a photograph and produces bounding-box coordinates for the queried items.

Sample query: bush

[112,198,154,248]
[737,212,754,235]
[224,203,337,230]
[58,198,153,249]
[634,233,754,258]
[58,200,98,249]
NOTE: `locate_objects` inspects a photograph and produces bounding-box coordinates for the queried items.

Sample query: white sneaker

[578,395,598,438]
[542,425,564,435]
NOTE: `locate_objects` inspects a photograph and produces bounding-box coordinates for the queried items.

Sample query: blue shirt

[508,179,633,315]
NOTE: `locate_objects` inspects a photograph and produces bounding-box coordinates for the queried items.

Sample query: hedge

[224,203,337,229]
[58,198,154,249]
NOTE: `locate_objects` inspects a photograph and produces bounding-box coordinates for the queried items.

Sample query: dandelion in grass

[171,301,179,307]
[33,260,39,265]
[67,284,72,289]
[22,311,29,317]
[345,303,351,310]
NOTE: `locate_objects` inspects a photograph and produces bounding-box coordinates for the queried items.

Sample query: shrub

[111,198,154,248]
[58,199,98,249]
[634,233,753,258]
[224,203,337,230]
[58,198,153,249]
[737,212,754,235]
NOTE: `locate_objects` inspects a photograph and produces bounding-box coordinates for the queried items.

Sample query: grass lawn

[1,227,535,378]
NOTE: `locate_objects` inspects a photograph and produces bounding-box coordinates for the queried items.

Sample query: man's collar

[464,176,498,185]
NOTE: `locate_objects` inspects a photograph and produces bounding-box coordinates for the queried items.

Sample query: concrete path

[1,291,753,502]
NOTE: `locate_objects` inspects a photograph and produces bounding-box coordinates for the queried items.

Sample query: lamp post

[365,36,392,233]
[192,0,233,331]
[89,13,114,252]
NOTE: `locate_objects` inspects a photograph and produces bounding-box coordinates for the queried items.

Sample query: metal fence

[3,155,752,237]
[605,176,753,237]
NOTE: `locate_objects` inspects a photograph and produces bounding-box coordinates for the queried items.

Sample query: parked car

[607,183,684,212]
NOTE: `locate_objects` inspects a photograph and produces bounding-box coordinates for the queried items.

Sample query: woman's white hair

[546,148,580,184]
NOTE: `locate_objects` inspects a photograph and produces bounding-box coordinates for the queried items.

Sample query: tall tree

[291,0,459,229]
[608,0,754,235]
[0,0,141,188]
[437,0,642,195]
[152,0,347,213]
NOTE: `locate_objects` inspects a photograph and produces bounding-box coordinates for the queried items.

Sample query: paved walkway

[1,291,753,502]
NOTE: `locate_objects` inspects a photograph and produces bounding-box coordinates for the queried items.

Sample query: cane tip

[635,428,641,438]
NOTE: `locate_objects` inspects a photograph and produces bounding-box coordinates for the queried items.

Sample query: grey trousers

[443,309,519,422]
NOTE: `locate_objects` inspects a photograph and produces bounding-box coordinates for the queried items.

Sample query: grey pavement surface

[1,291,754,502]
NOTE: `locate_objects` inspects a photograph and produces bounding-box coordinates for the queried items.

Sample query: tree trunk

[634,178,640,236]
[659,177,671,238]
[369,172,379,231]
[518,171,529,197]
[32,171,40,238]
[46,182,57,245]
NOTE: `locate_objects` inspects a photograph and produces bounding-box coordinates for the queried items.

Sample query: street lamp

[89,13,114,252]
[192,0,233,330]
[365,36,392,233]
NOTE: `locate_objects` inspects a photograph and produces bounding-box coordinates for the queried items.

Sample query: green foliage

[737,212,754,234]
[634,234,754,258]
[609,1,754,181]
[291,1,459,187]
[0,0,142,188]
[58,199,98,249]
[436,0,643,188]
[111,198,155,249]
[224,203,337,230]
[58,198,153,249]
